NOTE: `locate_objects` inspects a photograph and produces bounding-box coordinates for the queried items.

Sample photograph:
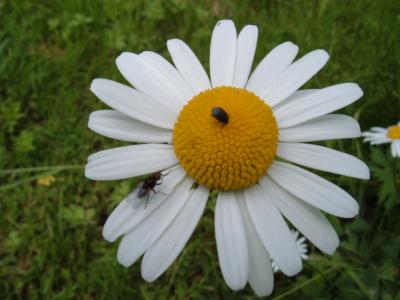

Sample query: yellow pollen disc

[387,125,400,139]
[173,86,278,190]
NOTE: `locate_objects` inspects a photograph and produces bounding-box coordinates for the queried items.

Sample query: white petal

[117,177,194,267]
[273,89,319,111]
[210,20,237,87]
[259,176,339,254]
[85,144,178,180]
[102,165,186,242]
[362,128,389,144]
[262,50,329,106]
[232,25,258,88]
[167,39,211,94]
[392,140,400,157]
[369,127,387,133]
[141,185,209,281]
[275,83,363,128]
[215,191,248,290]
[246,42,299,96]
[362,130,387,138]
[86,144,169,162]
[268,161,359,218]
[237,196,274,297]
[396,140,400,157]
[102,193,140,242]
[244,184,302,276]
[87,147,126,163]
[277,142,370,179]
[139,51,195,102]
[88,110,172,143]
[90,79,176,129]
[362,132,391,145]
[116,52,184,113]
[279,114,361,142]
[87,143,172,164]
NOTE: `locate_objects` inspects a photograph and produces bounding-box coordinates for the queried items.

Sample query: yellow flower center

[387,125,400,139]
[173,86,278,190]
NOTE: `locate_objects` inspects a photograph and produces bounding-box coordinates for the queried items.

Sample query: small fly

[129,171,166,209]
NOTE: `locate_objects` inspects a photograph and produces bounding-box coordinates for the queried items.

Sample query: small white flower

[272,230,308,273]
[85,19,369,296]
[362,122,400,157]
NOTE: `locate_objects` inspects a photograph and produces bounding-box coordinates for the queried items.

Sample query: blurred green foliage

[0,0,399,299]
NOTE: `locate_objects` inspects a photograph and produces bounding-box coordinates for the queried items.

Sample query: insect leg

[153,188,166,196]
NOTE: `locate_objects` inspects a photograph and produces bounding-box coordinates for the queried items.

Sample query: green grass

[1,0,399,299]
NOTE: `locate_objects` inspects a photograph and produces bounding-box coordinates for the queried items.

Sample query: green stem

[0,170,59,191]
[272,267,337,300]
[394,158,399,195]
[345,269,372,299]
[0,165,83,175]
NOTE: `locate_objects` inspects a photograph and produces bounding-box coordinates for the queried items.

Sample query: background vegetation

[0,0,399,299]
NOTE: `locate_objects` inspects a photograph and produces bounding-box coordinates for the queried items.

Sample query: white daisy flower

[362,122,400,157]
[85,20,369,296]
[272,230,308,273]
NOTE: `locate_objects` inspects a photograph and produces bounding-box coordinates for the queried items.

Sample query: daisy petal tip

[115,51,126,61]
[344,204,360,219]
[361,165,371,180]
[84,163,100,180]
[141,270,157,283]
[118,259,132,268]
[118,51,133,58]
[115,52,136,67]
[325,242,339,255]
[101,229,117,243]
[252,287,273,298]
[226,279,247,292]
[284,41,299,50]
[139,50,151,56]
[87,111,98,124]
[356,85,364,98]
[333,198,359,218]
[117,249,133,268]
[101,217,120,242]
[314,49,330,64]
[354,204,360,216]
[84,164,103,181]
[166,38,179,47]
[101,230,110,241]
[347,83,364,98]
[243,24,258,32]
[89,78,105,92]
[166,39,185,56]
[89,79,97,91]
[271,41,298,56]
[282,261,303,277]
[84,166,93,180]
[115,54,125,67]
[239,25,259,41]
[216,19,235,27]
